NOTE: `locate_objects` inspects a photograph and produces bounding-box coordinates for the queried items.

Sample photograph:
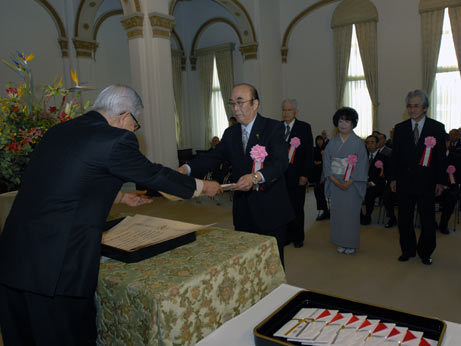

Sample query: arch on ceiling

[281,0,340,63]
[169,0,256,45]
[33,0,67,56]
[190,17,242,58]
[93,9,124,40]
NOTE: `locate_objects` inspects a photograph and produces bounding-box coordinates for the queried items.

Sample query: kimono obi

[331,157,348,175]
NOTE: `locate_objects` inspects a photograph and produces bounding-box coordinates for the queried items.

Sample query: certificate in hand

[102,214,214,252]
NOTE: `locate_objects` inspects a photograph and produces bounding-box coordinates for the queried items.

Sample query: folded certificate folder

[101,215,211,263]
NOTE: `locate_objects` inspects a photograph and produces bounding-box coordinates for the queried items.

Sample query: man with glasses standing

[178,83,294,266]
[281,99,313,248]
[0,85,221,346]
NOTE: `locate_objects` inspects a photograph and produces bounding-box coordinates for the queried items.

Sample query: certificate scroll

[102,214,214,252]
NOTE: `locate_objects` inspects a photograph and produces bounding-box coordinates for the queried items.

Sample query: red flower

[49,106,57,113]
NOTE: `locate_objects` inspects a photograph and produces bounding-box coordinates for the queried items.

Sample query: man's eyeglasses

[129,113,141,132]
[227,99,254,108]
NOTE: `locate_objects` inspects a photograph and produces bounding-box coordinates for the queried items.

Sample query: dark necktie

[413,124,419,145]
[285,124,290,142]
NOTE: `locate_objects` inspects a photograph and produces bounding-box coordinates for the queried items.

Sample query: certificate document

[102,214,214,252]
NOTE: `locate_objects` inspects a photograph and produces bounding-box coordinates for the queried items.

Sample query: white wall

[0,0,64,90]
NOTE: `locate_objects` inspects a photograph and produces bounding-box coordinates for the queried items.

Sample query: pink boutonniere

[344,154,357,181]
[375,159,384,177]
[419,136,436,167]
[250,144,267,171]
[447,165,456,184]
[288,137,301,163]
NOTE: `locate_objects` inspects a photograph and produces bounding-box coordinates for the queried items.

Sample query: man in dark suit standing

[0,85,221,346]
[178,83,294,265]
[390,90,446,265]
[361,135,389,225]
[281,98,313,247]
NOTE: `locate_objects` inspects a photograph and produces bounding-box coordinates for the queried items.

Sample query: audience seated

[436,134,461,234]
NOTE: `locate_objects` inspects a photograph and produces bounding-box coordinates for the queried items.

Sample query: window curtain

[215,46,234,120]
[449,6,461,75]
[421,9,444,94]
[355,21,379,127]
[198,52,215,148]
[333,25,353,110]
[171,51,184,148]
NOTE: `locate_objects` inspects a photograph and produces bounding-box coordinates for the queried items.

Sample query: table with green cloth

[96,227,286,346]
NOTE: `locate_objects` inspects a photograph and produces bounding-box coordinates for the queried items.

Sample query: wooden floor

[1,189,460,344]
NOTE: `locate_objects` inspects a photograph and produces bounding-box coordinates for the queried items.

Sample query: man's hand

[390,180,396,193]
[202,180,223,197]
[176,165,188,175]
[299,176,308,186]
[120,190,153,207]
[435,184,445,197]
[232,174,255,191]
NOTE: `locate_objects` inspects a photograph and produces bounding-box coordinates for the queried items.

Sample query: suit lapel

[246,114,265,155]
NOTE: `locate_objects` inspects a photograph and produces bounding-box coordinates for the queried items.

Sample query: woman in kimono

[323,107,368,254]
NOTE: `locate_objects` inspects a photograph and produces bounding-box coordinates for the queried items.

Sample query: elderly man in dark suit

[390,90,446,265]
[361,135,389,225]
[281,98,313,248]
[178,83,294,265]
[0,85,221,346]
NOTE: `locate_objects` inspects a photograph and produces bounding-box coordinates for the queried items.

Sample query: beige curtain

[356,20,379,127]
[171,52,184,148]
[198,52,215,148]
[215,48,234,120]
[333,24,353,110]
[421,9,444,94]
[449,6,461,75]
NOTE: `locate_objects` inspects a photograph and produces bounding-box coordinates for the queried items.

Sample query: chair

[177,148,193,166]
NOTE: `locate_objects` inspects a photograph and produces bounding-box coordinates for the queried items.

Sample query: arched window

[430,8,461,129]
[331,0,379,137]
[210,57,229,139]
[343,25,373,138]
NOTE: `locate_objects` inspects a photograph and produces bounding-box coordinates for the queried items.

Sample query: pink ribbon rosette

[250,144,268,173]
[447,165,456,184]
[419,136,436,167]
[288,137,301,163]
[344,154,358,181]
[375,159,384,177]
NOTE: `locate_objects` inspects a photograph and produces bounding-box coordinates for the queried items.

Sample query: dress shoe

[384,217,396,228]
[421,257,433,265]
[317,211,330,221]
[398,254,415,262]
[294,241,303,248]
[439,227,450,235]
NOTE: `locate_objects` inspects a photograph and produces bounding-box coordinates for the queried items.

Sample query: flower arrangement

[0,51,91,191]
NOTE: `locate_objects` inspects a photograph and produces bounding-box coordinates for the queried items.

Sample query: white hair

[91,84,143,119]
[282,98,299,110]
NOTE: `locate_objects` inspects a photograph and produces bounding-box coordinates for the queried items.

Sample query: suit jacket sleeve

[304,123,314,179]
[259,121,289,184]
[108,131,197,199]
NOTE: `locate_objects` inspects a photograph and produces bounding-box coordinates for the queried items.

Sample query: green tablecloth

[96,227,286,346]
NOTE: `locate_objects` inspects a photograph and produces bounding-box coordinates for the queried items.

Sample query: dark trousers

[0,283,97,346]
[314,182,328,211]
[286,185,307,244]
[397,193,436,259]
[438,185,459,229]
[363,186,383,217]
[383,184,396,219]
[236,224,286,267]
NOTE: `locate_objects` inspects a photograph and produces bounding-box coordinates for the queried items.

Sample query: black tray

[101,217,196,263]
[254,290,446,346]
